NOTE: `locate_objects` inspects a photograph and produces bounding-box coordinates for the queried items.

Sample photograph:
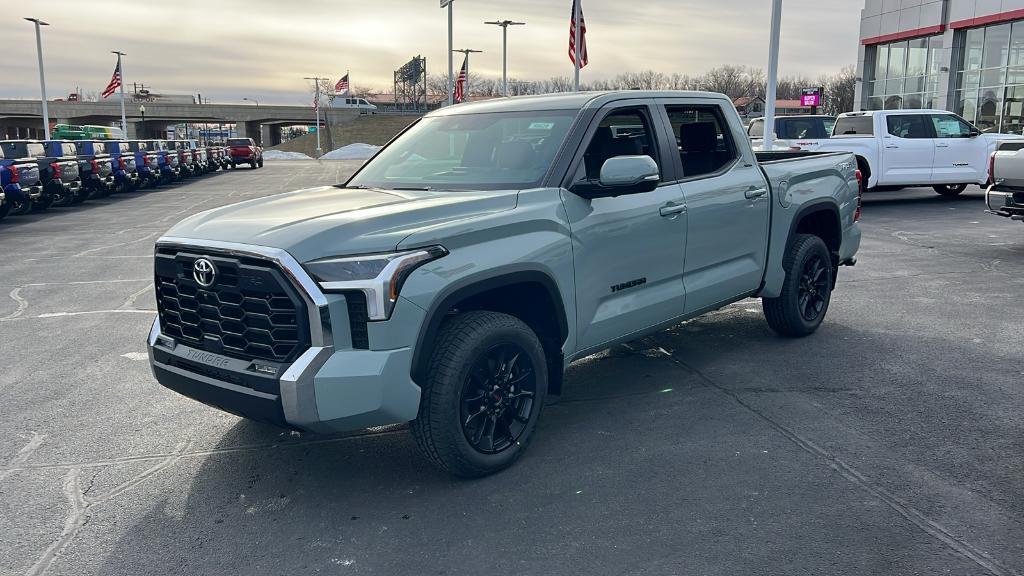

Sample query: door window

[886,115,931,138]
[663,105,738,179]
[930,114,976,138]
[578,108,659,182]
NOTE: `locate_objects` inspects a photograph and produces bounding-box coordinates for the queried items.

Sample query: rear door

[561,100,688,352]
[880,113,935,185]
[929,113,986,184]
[657,98,771,314]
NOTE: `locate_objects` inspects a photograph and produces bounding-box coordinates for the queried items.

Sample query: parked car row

[0,138,263,221]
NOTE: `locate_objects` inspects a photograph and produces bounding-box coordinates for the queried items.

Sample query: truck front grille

[154,248,310,364]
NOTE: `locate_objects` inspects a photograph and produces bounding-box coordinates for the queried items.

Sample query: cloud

[6,0,862,105]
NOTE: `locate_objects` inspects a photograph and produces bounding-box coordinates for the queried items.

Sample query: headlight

[304,246,447,321]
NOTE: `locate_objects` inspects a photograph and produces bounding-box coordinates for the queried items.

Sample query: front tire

[933,184,968,196]
[410,311,547,478]
[763,234,834,337]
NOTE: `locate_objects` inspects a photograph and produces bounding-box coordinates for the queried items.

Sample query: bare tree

[821,65,857,115]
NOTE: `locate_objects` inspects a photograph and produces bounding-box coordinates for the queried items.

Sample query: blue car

[126,140,163,189]
[103,141,141,193]
[0,141,47,215]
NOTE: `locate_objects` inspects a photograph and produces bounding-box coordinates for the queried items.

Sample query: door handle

[745,187,768,199]
[885,145,900,149]
[659,203,687,217]
[936,143,950,148]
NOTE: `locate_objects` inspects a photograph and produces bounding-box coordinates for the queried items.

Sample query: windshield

[348,110,577,191]
[227,139,251,147]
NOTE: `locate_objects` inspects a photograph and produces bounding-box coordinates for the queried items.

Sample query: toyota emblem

[193,258,217,287]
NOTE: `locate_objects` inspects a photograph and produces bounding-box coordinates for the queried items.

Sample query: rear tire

[257,158,264,168]
[933,184,968,196]
[763,234,834,337]
[50,186,74,208]
[0,201,10,220]
[32,195,55,212]
[11,199,32,216]
[410,311,548,478]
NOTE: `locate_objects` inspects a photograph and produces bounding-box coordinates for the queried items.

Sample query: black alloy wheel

[797,253,830,322]
[459,343,537,454]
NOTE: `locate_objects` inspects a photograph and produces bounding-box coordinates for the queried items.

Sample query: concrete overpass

[0,99,365,145]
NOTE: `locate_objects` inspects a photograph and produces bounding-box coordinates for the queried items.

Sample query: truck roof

[428,90,733,116]
[838,109,951,118]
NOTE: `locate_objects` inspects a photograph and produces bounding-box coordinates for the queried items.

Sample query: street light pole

[112,51,127,137]
[485,20,526,97]
[303,77,324,157]
[443,0,454,106]
[139,104,146,138]
[452,49,482,102]
[25,18,51,139]
[762,0,783,152]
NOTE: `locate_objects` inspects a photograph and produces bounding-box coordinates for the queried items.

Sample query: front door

[880,114,935,185]
[657,99,771,313]
[929,113,986,184]
[561,101,688,353]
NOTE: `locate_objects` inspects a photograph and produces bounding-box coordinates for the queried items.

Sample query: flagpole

[112,51,127,137]
[447,2,454,106]
[573,0,581,92]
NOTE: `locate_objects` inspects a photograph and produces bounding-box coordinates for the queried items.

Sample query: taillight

[854,169,864,222]
[51,162,61,178]
[9,165,19,184]
[988,151,997,185]
[90,159,100,173]
[119,157,128,170]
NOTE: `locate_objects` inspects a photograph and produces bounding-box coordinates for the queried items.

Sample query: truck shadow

[95,310,1024,575]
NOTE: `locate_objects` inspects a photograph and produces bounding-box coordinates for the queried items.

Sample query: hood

[164,185,519,262]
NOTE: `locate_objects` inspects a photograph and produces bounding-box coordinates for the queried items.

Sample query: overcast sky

[6,0,863,105]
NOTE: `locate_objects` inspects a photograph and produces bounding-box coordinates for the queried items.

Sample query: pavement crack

[120,283,154,309]
[646,339,1020,576]
[24,441,190,576]
[0,432,46,482]
[1,287,28,320]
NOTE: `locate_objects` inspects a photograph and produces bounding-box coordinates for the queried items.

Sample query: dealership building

[857,0,1024,133]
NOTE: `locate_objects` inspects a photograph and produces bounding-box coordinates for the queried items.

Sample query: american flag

[335,73,350,94]
[454,57,468,103]
[101,62,122,99]
[313,90,319,111]
[569,0,588,68]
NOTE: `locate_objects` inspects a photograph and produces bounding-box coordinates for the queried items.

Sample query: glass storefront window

[907,38,928,77]
[888,41,908,78]
[965,28,985,70]
[863,35,943,114]
[983,24,1011,69]
[951,22,1024,132]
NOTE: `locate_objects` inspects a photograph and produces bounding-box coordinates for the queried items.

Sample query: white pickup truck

[812,110,1023,196]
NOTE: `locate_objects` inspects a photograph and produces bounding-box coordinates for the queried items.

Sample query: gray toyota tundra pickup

[147,91,862,476]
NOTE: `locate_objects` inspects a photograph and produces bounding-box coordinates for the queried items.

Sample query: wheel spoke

[508,369,533,387]
[508,389,535,399]
[480,415,497,452]
[464,408,486,427]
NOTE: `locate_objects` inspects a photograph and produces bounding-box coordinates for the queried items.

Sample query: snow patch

[263,150,314,161]
[320,143,382,160]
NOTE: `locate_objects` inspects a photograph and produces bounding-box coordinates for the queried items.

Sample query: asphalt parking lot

[1,161,1022,576]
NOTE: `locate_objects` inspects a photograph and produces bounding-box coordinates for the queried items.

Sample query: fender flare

[409,268,568,384]
[786,199,842,256]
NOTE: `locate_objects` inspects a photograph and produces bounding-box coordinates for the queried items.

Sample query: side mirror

[969,129,982,138]
[571,155,660,198]
[601,154,660,187]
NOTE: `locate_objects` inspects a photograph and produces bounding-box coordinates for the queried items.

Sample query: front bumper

[986,185,1024,220]
[147,238,423,434]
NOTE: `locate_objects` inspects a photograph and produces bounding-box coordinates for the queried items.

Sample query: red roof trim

[950,8,1024,30]
[862,24,945,45]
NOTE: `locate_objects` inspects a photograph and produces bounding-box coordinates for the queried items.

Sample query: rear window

[227,139,251,147]
[833,115,874,136]
[62,143,77,156]
[92,142,106,154]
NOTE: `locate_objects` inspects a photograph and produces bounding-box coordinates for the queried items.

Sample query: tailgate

[59,160,80,182]
[17,163,41,185]
[992,142,1024,189]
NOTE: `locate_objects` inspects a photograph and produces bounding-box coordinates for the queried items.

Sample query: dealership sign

[800,87,823,107]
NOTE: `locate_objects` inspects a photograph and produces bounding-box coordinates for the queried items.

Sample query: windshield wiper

[392,186,433,191]
[341,184,370,189]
